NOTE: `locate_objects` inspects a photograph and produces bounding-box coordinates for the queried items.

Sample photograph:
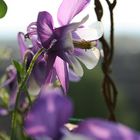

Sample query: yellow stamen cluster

[73,40,97,49]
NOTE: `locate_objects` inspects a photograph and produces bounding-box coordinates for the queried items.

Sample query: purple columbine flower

[0,65,25,112]
[24,85,73,140]
[24,0,103,93]
[73,119,140,140]
[18,32,49,86]
[0,65,18,110]
[24,86,140,140]
[18,32,69,94]
[18,30,81,94]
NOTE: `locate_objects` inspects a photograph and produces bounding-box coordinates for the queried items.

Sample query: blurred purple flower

[0,65,18,110]
[0,108,8,116]
[18,32,48,86]
[24,86,140,140]
[73,119,140,140]
[0,65,25,112]
[18,32,69,93]
[24,85,73,139]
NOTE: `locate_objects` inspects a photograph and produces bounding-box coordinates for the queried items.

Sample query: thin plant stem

[22,57,32,105]
[24,85,32,106]
[104,0,117,121]
[10,47,45,140]
[95,0,118,121]
[69,118,84,124]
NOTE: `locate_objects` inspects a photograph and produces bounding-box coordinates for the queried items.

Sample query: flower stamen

[73,40,97,49]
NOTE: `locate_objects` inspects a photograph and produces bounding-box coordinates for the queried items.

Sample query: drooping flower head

[20,0,103,94]
[0,65,17,115]
[18,0,103,94]
[0,65,26,114]
[36,2,103,80]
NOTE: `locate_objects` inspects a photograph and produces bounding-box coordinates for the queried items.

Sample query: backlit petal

[67,54,84,77]
[74,47,100,69]
[54,57,69,94]
[0,65,18,109]
[0,65,17,88]
[75,21,103,40]
[24,85,73,139]
[54,15,89,50]
[33,60,48,86]
[57,0,91,25]
[27,22,37,35]
[62,133,91,140]
[37,11,53,46]
[74,119,140,140]
[18,32,27,60]
[0,108,8,116]
[68,68,81,82]
[44,54,56,83]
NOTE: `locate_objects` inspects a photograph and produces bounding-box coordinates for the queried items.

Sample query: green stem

[69,117,83,124]
[10,47,45,140]
[23,57,32,105]
[24,85,32,106]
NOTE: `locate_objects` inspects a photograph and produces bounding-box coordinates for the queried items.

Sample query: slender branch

[104,0,117,121]
[94,0,118,121]
[105,0,111,6]
[10,47,45,140]
[108,0,116,65]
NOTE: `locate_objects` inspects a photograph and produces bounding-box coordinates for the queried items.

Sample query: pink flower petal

[54,56,69,94]
[57,0,91,25]
[37,11,54,47]
[18,32,27,60]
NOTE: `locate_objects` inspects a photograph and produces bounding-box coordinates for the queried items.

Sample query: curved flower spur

[21,0,103,94]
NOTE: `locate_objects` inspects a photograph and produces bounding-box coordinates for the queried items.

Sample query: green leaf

[0,132,10,140]
[0,75,9,107]
[0,0,8,18]
[12,60,25,82]
[12,60,23,73]
[0,88,9,107]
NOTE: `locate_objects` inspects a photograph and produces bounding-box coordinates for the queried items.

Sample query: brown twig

[94,0,118,121]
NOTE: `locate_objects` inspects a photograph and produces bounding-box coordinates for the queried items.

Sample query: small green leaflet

[12,60,25,82]
[0,0,7,18]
